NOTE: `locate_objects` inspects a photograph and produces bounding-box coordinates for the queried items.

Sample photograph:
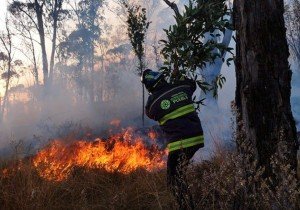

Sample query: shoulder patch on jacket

[160,100,171,110]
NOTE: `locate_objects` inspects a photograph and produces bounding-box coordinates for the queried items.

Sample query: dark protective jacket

[145,78,204,152]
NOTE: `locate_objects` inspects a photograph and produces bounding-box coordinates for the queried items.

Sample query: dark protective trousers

[167,145,200,210]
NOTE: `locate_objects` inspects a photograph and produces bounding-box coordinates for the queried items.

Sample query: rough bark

[234,0,298,180]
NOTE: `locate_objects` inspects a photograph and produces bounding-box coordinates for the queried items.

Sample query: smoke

[0,0,299,158]
[0,68,147,154]
[291,62,300,130]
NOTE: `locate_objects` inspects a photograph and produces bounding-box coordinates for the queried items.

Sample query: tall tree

[0,18,13,122]
[59,0,103,103]
[11,8,40,85]
[35,0,48,85]
[9,0,66,86]
[123,2,150,126]
[234,0,298,182]
[63,0,102,71]
[0,18,23,122]
[47,0,64,82]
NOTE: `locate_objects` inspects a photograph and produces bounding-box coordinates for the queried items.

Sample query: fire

[110,119,121,127]
[2,168,9,178]
[33,128,166,181]
[1,160,24,178]
[148,130,157,141]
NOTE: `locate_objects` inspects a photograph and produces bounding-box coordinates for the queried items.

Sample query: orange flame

[1,168,9,178]
[148,130,157,141]
[1,160,24,178]
[33,127,166,181]
[110,119,121,127]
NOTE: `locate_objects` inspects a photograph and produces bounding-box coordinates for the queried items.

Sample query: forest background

[0,0,299,159]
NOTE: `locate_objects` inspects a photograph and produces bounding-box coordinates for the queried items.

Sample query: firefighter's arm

[145,98,155,120]
[145,108,153,120]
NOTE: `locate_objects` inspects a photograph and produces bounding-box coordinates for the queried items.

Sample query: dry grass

[1,145,299,210]
[190,148,300,209]
[0,159,176,210]
[0,118,299,209]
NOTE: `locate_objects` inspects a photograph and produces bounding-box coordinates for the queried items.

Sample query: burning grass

[32,127,166,181]
[0,159,176,209]
[0,124,299,209]
[1,148,300,209]
[0,125,173,208]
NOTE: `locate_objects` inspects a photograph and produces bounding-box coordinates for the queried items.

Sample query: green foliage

[0,52,9,62]
[9,0,68,27]
[60,28,97,61]
[77,0,102,38]
[59,0,103,68]
[160,0,233,94]
[45,0,69,23]
[211,74,226,97]
[8,1,34,15]
[123,2,150,73]
[1,71,19,80]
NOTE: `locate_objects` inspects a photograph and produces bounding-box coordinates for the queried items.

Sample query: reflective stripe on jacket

[145,78,204,152]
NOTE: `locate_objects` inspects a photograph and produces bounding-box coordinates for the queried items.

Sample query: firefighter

[141,69,204,210]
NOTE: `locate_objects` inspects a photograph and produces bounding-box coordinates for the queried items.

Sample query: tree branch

[18,6,39,30]
[163,0,180,17]
[0,20,11,56]
[15,19,41,45]
[0,36,9,55]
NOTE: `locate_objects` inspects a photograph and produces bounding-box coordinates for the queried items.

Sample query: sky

[0,0,298,158]
[0,0,151,97]
[0,0,7,97]
[0,0,7,26]
[0,0,298,126]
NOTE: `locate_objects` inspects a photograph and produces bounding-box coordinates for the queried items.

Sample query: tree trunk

[49,15,57,83]
[32,47,39,85]
[140,61,145,126]
[35,0,49,86]
[234,0,298,181]
[201,28,233,108]
[89,41,95,103]
[1,53,12,122]
[29,31,39,85]
[0,19,12,122]
[49,0,60,84]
